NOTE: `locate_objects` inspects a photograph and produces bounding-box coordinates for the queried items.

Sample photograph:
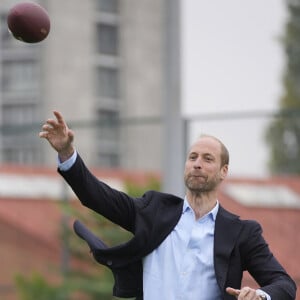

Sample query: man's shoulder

[143,190,183,203]
[135,190,183,210]
[218,205,261,228]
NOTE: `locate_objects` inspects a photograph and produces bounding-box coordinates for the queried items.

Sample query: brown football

[7,2,50,43]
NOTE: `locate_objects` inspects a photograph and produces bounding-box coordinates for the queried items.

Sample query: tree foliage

[15,273,70,300]
[265,0,300,174]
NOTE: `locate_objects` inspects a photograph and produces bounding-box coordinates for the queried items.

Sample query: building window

[97,152,119,167]
[96,109,120,167]
[1,61,38,92]
[97,109,119,139]
[2,148,20,163]
[2,146,37,164]
[1,102,39,164]
[96,0,118,13]
[96,24,119,55]
[1,103,37,126]
[96,66,119,99]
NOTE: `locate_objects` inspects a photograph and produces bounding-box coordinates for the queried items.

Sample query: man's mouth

[190,174,206,180]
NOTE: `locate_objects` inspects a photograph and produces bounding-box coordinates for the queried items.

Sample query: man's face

[184,137,228,194]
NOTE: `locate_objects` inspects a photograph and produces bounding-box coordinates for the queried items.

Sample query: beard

[184,172,221,194]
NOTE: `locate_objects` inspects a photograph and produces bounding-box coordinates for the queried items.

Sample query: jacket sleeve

[58,153,141,232]
[241,220,297,300]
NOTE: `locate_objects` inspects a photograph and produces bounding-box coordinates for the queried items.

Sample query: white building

[0,0,172,171]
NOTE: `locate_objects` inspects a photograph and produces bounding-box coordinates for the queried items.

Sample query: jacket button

[107,260,113,266]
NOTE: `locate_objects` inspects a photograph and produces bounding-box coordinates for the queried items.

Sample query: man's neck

[186,191,218,220]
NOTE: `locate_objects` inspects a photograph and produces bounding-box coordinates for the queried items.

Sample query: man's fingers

[239,287,258,299]
[42,124,54,131]
[42,113,66,132]
[45,119,58,127]
[67,129,75,140]
[227,287,259,300]
[53,110,65,124]
[226,287,240,296]
[39,131,48,138]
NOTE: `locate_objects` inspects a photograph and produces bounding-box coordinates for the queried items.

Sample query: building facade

[0,0,166,171]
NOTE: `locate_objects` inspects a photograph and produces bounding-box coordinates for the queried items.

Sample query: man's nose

[193,158,202,169]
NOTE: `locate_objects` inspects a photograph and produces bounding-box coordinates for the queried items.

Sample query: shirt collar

[183,197,219,221]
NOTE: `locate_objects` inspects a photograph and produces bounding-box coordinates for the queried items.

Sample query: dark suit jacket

[59,154,296,299]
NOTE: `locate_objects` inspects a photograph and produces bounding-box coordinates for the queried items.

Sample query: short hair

[199,134,230,167]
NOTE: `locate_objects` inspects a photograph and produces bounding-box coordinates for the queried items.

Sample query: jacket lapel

[214,206,242,292]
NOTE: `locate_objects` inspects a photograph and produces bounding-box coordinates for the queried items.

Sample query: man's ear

[220,164,228,180]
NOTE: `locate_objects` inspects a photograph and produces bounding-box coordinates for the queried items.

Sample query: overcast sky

[181,0,287,177]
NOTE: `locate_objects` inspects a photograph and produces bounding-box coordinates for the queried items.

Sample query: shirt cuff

[257,289,271,300]
[58,150,77,171]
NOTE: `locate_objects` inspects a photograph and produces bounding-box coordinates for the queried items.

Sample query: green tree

[124,176,161,197]
[15,273,70,300]
[266,0,300,174]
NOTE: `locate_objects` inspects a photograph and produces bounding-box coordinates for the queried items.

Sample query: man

[39,111,296,300]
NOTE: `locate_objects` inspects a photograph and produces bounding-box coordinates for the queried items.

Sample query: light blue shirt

[143,198,221,300]
[58,150,77,171]
[58,151,270,300]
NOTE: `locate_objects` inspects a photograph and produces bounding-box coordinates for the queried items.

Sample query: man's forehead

[189,137,221,154]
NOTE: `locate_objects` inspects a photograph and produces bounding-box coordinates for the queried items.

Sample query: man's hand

[226,287,264,299]
[39,111,75,162]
